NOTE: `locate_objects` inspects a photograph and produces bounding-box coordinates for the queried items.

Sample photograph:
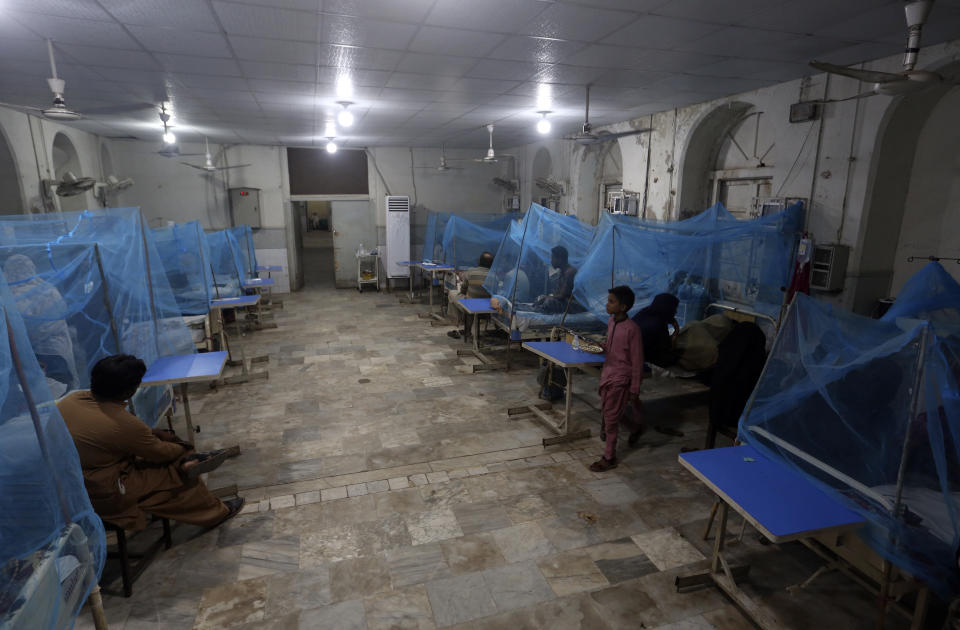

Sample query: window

[287,147,369,195]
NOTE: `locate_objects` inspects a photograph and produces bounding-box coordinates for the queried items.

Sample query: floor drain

[358,378,371,384]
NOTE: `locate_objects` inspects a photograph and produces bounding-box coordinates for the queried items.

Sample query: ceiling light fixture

[326,139,338,154]
[536,111,552,135]
[336,74,354,101]
[337,101,354,127]
[163,130,176,144]
[536,83,552,110]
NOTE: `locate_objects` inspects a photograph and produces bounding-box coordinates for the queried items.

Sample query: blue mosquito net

[228,225,257,280]
[421,211,515,262]
[0,272,106,630]
[0,208,194,427]
[574,202,803,326]
[153,222,214,315]
[882,262,960,336]
[739,292,960,598]
[440,214,515,270]
[483,203,597,323]
[205,229,246,298]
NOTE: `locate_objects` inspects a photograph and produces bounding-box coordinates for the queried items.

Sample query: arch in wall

[51,132,88,212]
[676,101,754,218]
[0,121,23,214]
[852,60,960,313]
[597,140,623,222]
[531,146,555,208]
[573,145,600,224]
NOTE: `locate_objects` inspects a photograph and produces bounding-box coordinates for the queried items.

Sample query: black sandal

[183,450,229,478]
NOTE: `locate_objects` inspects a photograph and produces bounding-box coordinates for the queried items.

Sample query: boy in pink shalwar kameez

[590,286,645,472]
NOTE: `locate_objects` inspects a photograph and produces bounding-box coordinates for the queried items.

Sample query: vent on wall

[387,196,409,212]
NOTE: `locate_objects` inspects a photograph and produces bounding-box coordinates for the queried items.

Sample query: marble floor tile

[452,500,512,535]
[419,480,472,508]
[535,514,605,553]
[631,527,705,571]
[329,555,393,602]
[406,508,464,546]
[238,536,300,580]
[363,585,437,630]
[264,565,332,616]
[490,521,555,562]
[593,553,659,585]
[300,514,410,564]
[217,512,276,549]
[440,533,507,575]
[425,572,498,627]
[503,494,556,524]
[298,599,368,630]
[481,560,555,612]
[193,576,268,630]
[387,542,453,588]
[455,592,612,630]
[536,550,609,597]
[374,487,427,517]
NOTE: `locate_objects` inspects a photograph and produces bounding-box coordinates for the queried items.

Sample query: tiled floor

[78,276,914,629]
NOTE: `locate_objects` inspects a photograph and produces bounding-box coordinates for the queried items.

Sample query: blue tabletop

[679,445,864,542]
[257,265,283,272]
[458,298,496,313]
[522,341,605,367]
[422,263,454,271]
[243,277,275,288]
[398,260,421,266]
[211,295,259,308]
[142,351,228,385]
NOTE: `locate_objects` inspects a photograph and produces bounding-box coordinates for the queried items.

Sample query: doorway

[295,200,335,288]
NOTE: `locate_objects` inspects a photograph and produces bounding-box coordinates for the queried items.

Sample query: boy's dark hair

[90,354,147,401]
[551,246,568,264]
[478,252,494,269]
[609,285,635,311]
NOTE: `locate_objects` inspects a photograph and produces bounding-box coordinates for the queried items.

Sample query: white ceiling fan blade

[809,61,904,84]
[214,164,251,170]
[179,162,210,170]
[0,102,45,113]
[84,102,155,115]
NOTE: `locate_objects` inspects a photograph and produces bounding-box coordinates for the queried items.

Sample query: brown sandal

[589,457,618,472]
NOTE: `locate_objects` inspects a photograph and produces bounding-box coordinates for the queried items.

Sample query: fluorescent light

[326,140,338,154]
[337,105,354,128]
[536,112,551,135]
[163,131,176,144]
[336,75,353,100]
[536,83,552,110]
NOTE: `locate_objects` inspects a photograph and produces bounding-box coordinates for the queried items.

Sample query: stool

[101,517,172,597]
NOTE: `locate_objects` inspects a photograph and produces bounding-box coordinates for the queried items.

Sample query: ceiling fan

[0,40,153,121]
[810,1,958,101]
[474,124,516,163]
[564,85,651,146]
[414,146,463,171]
[180,138,250,173]
[155,105,204,159]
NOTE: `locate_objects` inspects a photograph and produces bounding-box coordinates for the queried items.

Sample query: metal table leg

[179,382,196,443]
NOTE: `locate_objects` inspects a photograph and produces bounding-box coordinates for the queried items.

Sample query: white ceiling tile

[5,0,114,21]
[652,0,789,25]
[486,36,586,64]
[738,0,895,34]
[129,26,234,57]
[815,5,910,43]
[323,0,434,22]
[212,2,319,40]
[484,93,541,108]
[156,54,243,76]
[319,15,419,50]
[601,15,725,50]
[386,73,460,91]
[100,0,222,31]
[426,0,550,34]
[465,59,540,81]
[56,44,161,69]
[378,87,437,103]
[592,69,671,88]
[317,45,403,71]
[396,53,476,77]
[521,3,634,42]
[175,74,250,90]
[253,84,317,99]
[240,60,316,81]
[812,41,903,66]
[229,36,317,64]
[0,38,54,62]
[432,91,498,105]
[450,77,522,93]
[17,14,141,48]
[687,58,812,82]
[408,26,506,57]
[220,0,319,9]
[531,63,615,85]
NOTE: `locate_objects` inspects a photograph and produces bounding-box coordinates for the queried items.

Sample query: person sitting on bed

[448,252,494,340]
[631,293,680,368]
[533,246,582,313]
[58,354,244,531]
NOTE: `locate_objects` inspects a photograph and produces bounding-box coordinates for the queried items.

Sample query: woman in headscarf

[631,293,680,368]
[4,254,79,389]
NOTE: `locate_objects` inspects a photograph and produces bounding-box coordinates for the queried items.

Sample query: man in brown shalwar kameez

[58,354,244,530]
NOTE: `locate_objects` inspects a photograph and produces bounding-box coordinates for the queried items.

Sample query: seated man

[58,354,243,531]
[533,246,584,313]
[448,251,494,340]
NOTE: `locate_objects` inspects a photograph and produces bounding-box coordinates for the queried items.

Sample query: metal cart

[357,252,380,292]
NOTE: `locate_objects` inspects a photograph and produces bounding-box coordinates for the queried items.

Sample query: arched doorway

[531,147,558,209]
[677,101,759,218]
[596,140,623,223]
[0,123,23,214]
[852,60,960,313]
[52,132,88,213]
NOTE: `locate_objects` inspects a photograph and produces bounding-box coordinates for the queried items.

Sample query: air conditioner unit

[385,195,410,278]
[751,196,806,217]
[810,244,849,292]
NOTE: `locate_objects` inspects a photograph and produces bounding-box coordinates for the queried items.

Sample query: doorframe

[291,195,370,289]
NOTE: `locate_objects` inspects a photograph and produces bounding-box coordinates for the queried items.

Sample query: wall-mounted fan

[94,175,134,205]
[180,138,250,173]
[492,177,518,192]
[564,85,651,146]
[535,177,565,196]
[46,172,96,197]
[810,1,958,101]
[0,40,153,121]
